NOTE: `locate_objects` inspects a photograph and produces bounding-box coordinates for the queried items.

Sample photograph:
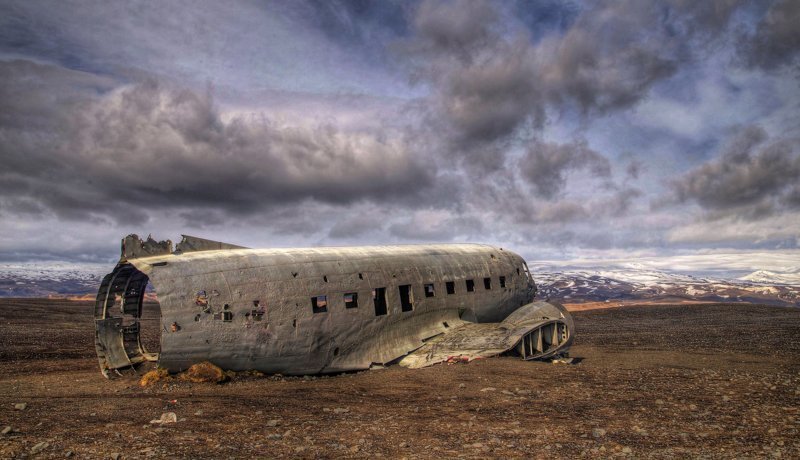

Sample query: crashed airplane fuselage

[94,235,574,377]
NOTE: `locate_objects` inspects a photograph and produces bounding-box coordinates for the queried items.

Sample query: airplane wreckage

[94,234,574,378]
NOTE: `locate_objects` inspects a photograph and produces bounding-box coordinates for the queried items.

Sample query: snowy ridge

[0,262,109,297]
[739,270,800,285]
[535,267,800,307]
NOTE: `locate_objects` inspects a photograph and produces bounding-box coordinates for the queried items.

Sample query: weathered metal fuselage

[94,236,573,377]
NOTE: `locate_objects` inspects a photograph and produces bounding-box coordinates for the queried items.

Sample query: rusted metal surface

[94,234,574,377]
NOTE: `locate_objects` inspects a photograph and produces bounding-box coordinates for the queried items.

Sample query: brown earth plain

[1,298,799,459]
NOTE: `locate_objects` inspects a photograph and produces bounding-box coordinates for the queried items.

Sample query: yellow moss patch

[139,368,170,387]
[180,361,228,383]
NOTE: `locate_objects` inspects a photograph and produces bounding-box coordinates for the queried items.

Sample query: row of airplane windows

[310,275,509,315]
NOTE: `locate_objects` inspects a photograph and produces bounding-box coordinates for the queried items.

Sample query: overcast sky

[0,0,798,271]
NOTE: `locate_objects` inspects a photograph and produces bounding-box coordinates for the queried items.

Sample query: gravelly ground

[0,299,798,458]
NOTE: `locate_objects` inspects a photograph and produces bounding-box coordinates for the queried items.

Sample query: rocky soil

[1,299,798,458]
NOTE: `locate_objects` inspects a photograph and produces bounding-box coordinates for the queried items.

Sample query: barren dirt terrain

[1,299,799,458]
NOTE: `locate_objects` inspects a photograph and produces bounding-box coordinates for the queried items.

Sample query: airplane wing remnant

[399,301,573,368]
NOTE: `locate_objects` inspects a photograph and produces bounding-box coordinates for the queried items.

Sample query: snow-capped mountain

[0,262,109,298]
[738,269,800,285]
[535,267,800,307]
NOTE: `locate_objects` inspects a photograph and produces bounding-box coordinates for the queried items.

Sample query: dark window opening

[446,281,455,295]
[373,288,387,316]
[333,347,340,356]
[443,321,449,328]
[483,277,491,290]
[251,300,265,320]
[323,275,328,283]
[222,311,233,322]
[344,292,358,309]
[466,279,475,292]
[424,283,435,298]
[358,273,363,280]
[311,295,328,313]
[517,268,520,275]
[399,285,414,312]
[499,276,506,288]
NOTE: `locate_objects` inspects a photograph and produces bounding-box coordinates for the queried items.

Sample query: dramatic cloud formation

[737,0,800,70]
[0,0,797,265]
[520,140,611,199]
[0,61,433,223]
[671,125,799,213]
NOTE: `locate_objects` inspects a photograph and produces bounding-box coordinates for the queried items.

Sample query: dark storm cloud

[0,59,434,223]
[737,0,800,70]
[670,125,800,212]
[519,140,611,199]
[402,0,747,154]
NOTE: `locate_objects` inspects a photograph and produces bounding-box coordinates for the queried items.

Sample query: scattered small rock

[622,447,632,454]
[501,390,515,396]
[458,383,466,389]
[111,453,121,460]
[1,426,11,435]
[655,399,664,405]
[194,410,204,416]
[14,403,27,411]
[592,428,606,438]
[333,408,349,414]
[149,412,178,424]
[267,434,282,440]
[266,419,280,427]
[30,442,49,454]
[480,387,496,392]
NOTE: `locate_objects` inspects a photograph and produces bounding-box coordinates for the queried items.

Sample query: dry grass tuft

[139,368,170,387]
[180,361,228,383]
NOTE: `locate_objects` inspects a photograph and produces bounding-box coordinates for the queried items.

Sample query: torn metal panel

[95,233,573,377]
[175,234,249,253]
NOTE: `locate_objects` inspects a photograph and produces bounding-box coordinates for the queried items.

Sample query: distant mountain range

[535,267,800,307]
[0,262,108,299]
[0,261,798,307]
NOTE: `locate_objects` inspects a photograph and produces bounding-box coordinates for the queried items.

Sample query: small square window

[483,277,491,290]
[311,295,328,313]
[499,276,506,288]
[446,281,455,295]
[424,283,435,298]
[344,292,358,309]
[466,279,475,292]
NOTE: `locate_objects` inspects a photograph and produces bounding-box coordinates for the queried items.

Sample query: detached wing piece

[399,301,573,368]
